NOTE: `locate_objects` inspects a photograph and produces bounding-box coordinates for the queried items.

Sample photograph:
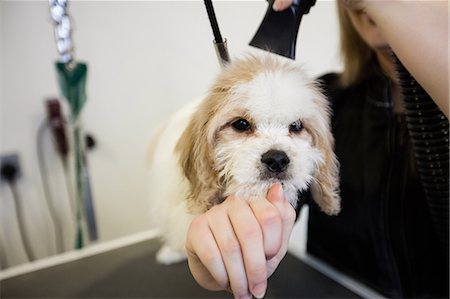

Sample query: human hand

[272,0,370,12]
[272,0,293,11]
[185,184,296,299]
[339,0,370,11]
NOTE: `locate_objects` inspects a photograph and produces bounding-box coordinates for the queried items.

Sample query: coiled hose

[393,55,449,264]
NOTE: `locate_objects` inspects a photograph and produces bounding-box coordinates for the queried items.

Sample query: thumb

[267,183,296,223]
[267,183,286,204]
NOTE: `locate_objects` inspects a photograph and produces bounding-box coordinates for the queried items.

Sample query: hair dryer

[250,0,316,59]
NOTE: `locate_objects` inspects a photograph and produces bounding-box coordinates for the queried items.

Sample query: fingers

[239,184,295,297]
[272,0,293,11]
[207,204,254,298]
[227,199,268,299]
[267,184,296,246]
[266,184,296,229]
[186,186,296,299]
[187,200,265,299]
[249,193,283,259]
[265,184,296,274]
[186,214,228,291]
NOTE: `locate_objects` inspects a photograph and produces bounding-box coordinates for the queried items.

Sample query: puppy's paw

[156,245,187,265]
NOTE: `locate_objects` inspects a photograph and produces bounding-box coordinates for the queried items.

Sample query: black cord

[37,120,64,254]
[204,0,223,43]
[6,181,35,262]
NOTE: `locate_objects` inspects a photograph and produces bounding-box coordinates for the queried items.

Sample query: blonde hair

[337,2,374,87]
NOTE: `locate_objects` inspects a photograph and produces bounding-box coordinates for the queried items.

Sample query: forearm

[365,1,449,117]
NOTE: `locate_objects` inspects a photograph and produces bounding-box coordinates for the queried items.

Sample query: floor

[1,238,360,298]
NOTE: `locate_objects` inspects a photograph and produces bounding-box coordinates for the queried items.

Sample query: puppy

[148,54,340,265]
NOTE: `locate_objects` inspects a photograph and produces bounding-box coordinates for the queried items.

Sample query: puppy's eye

[232,118,251,132]
[289,120,303,133]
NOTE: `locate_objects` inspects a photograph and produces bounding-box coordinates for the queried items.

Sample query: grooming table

[1,238,360,298]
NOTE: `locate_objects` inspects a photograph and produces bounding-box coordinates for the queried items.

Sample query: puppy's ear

[176,106,220,213]
[308,98,341,215]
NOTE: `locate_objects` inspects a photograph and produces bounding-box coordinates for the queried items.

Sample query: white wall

[0,0,341,269]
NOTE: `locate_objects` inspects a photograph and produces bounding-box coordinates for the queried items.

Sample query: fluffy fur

[148,54,340,264]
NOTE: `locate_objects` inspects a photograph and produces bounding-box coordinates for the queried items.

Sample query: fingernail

[252,283,266,298]
[274,183,284,199]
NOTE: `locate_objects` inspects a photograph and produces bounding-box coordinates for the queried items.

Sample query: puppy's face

[177,55,340,215]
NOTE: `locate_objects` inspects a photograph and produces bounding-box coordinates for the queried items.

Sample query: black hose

[393,55,449,263]
[204,0,223,43]
[203,0,229,66]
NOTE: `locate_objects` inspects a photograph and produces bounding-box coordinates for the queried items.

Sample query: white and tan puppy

[148,54,340,265]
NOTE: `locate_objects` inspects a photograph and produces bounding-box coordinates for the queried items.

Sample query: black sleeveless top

[302,66,448,298]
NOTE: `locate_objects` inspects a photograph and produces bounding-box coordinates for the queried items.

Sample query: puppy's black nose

[261,150,290,173]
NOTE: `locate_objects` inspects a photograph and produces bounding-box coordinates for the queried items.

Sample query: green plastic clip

[55,62,88,249]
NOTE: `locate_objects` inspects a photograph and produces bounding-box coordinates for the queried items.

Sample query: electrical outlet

[0,153,21,182]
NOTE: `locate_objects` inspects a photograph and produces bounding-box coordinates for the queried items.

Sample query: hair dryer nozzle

[249,0,316,59]
[214,39,230,67]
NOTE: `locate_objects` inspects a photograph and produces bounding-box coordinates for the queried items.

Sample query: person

[185,1,449,298]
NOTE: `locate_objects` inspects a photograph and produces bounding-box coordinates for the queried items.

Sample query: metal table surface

[1,238,360,298]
